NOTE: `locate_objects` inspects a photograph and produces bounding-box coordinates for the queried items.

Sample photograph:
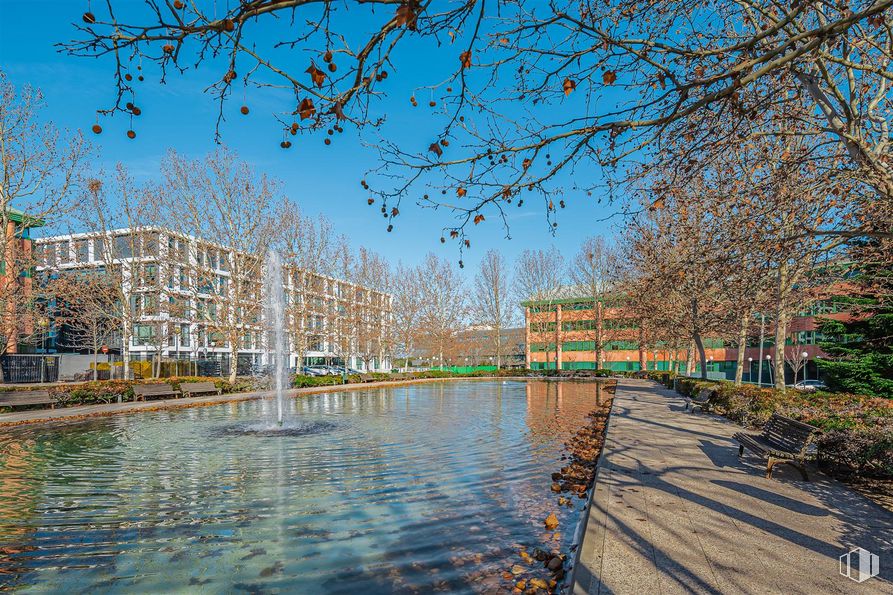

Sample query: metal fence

[1,354,60,383]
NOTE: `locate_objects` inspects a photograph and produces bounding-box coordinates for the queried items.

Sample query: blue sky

[0,1,623,277]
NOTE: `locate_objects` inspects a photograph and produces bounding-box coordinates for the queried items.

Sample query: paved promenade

[573,379,893,594]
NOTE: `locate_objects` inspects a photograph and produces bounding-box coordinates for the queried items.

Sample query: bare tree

[784,339,810,387]
[161,148,279,382]
[569,237,618,368]
[515,247,565,369]
[351,247,392,372]
[391,263,424,371]
[51,272,119,380]
[471,250,513,368]
[276,200,336,370]
[418,253,467,370]
[0,72,87,374]
[73,169,160,380]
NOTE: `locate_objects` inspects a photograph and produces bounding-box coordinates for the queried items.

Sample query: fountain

[264,249,288,426]
[220,249,341,436]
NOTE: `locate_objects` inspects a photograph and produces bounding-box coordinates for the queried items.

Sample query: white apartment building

[34,227,393,373]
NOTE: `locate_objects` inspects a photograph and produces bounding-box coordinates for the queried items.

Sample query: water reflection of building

[0,438,39,579]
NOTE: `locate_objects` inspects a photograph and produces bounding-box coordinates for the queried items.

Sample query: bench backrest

[180,382,217,393]
[762,413,817,454]
[132,384,176,395]
[0,390,53,404]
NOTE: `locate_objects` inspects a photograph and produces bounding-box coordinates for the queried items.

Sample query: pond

[0,380,605,593]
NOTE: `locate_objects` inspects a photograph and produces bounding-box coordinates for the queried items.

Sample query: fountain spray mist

[264,250,288,425]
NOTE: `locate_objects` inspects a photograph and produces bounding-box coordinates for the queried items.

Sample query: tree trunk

[734,310,750,386]
[595,301,603,369]
[685,341,694,376]
[229,341,238,383]
[691,298,708,379]
[693,332,708,380]
[123,342,130,380]
[774,260,790,391]
[93,347,99,381]
[495,327,502,369]
[774,313,788,390]
[638,327,646,371]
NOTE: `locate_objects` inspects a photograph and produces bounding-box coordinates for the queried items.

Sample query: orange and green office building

[523,295,849,383]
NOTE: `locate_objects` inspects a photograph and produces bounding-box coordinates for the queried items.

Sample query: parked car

[301,366,326,377]
[309,366,338,376]
[793,379,828,392]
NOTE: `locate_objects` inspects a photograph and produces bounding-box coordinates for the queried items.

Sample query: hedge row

[672,377,893,478]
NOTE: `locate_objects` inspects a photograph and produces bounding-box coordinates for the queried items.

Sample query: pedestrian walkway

[572,379,893,594]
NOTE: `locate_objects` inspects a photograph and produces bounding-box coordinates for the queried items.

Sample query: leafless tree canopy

[0,72,88,362]
[62,1,893,247]
[471,249,513,367]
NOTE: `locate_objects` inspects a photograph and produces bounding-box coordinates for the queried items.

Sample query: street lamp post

[801,351,809,383]
[766,354,773,386]
[747,357,753,383]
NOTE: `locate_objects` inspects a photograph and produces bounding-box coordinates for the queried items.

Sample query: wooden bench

[685,388,713,412]
[734,413,818,480]
[180,382,221,398]
[0,390,55,410]
[132,384,180,401]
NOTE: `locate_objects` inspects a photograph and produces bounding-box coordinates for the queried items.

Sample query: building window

[530,321,557,332]
[93,238,105,261]
[74,240,89,263]
[141,264,159,287]
[563,341,595,351]
[529,342,557,352]
[133,324,156,346]
[562,320,596,331]
[57,240,70,264]
[143,232,159,257]
[606,340,639,350]
[604,318,639,330]
[529,304,556,313]
[113,234,135,259]
[565,301,595,311]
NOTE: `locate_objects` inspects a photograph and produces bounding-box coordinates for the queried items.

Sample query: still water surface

[0,380,601,593]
